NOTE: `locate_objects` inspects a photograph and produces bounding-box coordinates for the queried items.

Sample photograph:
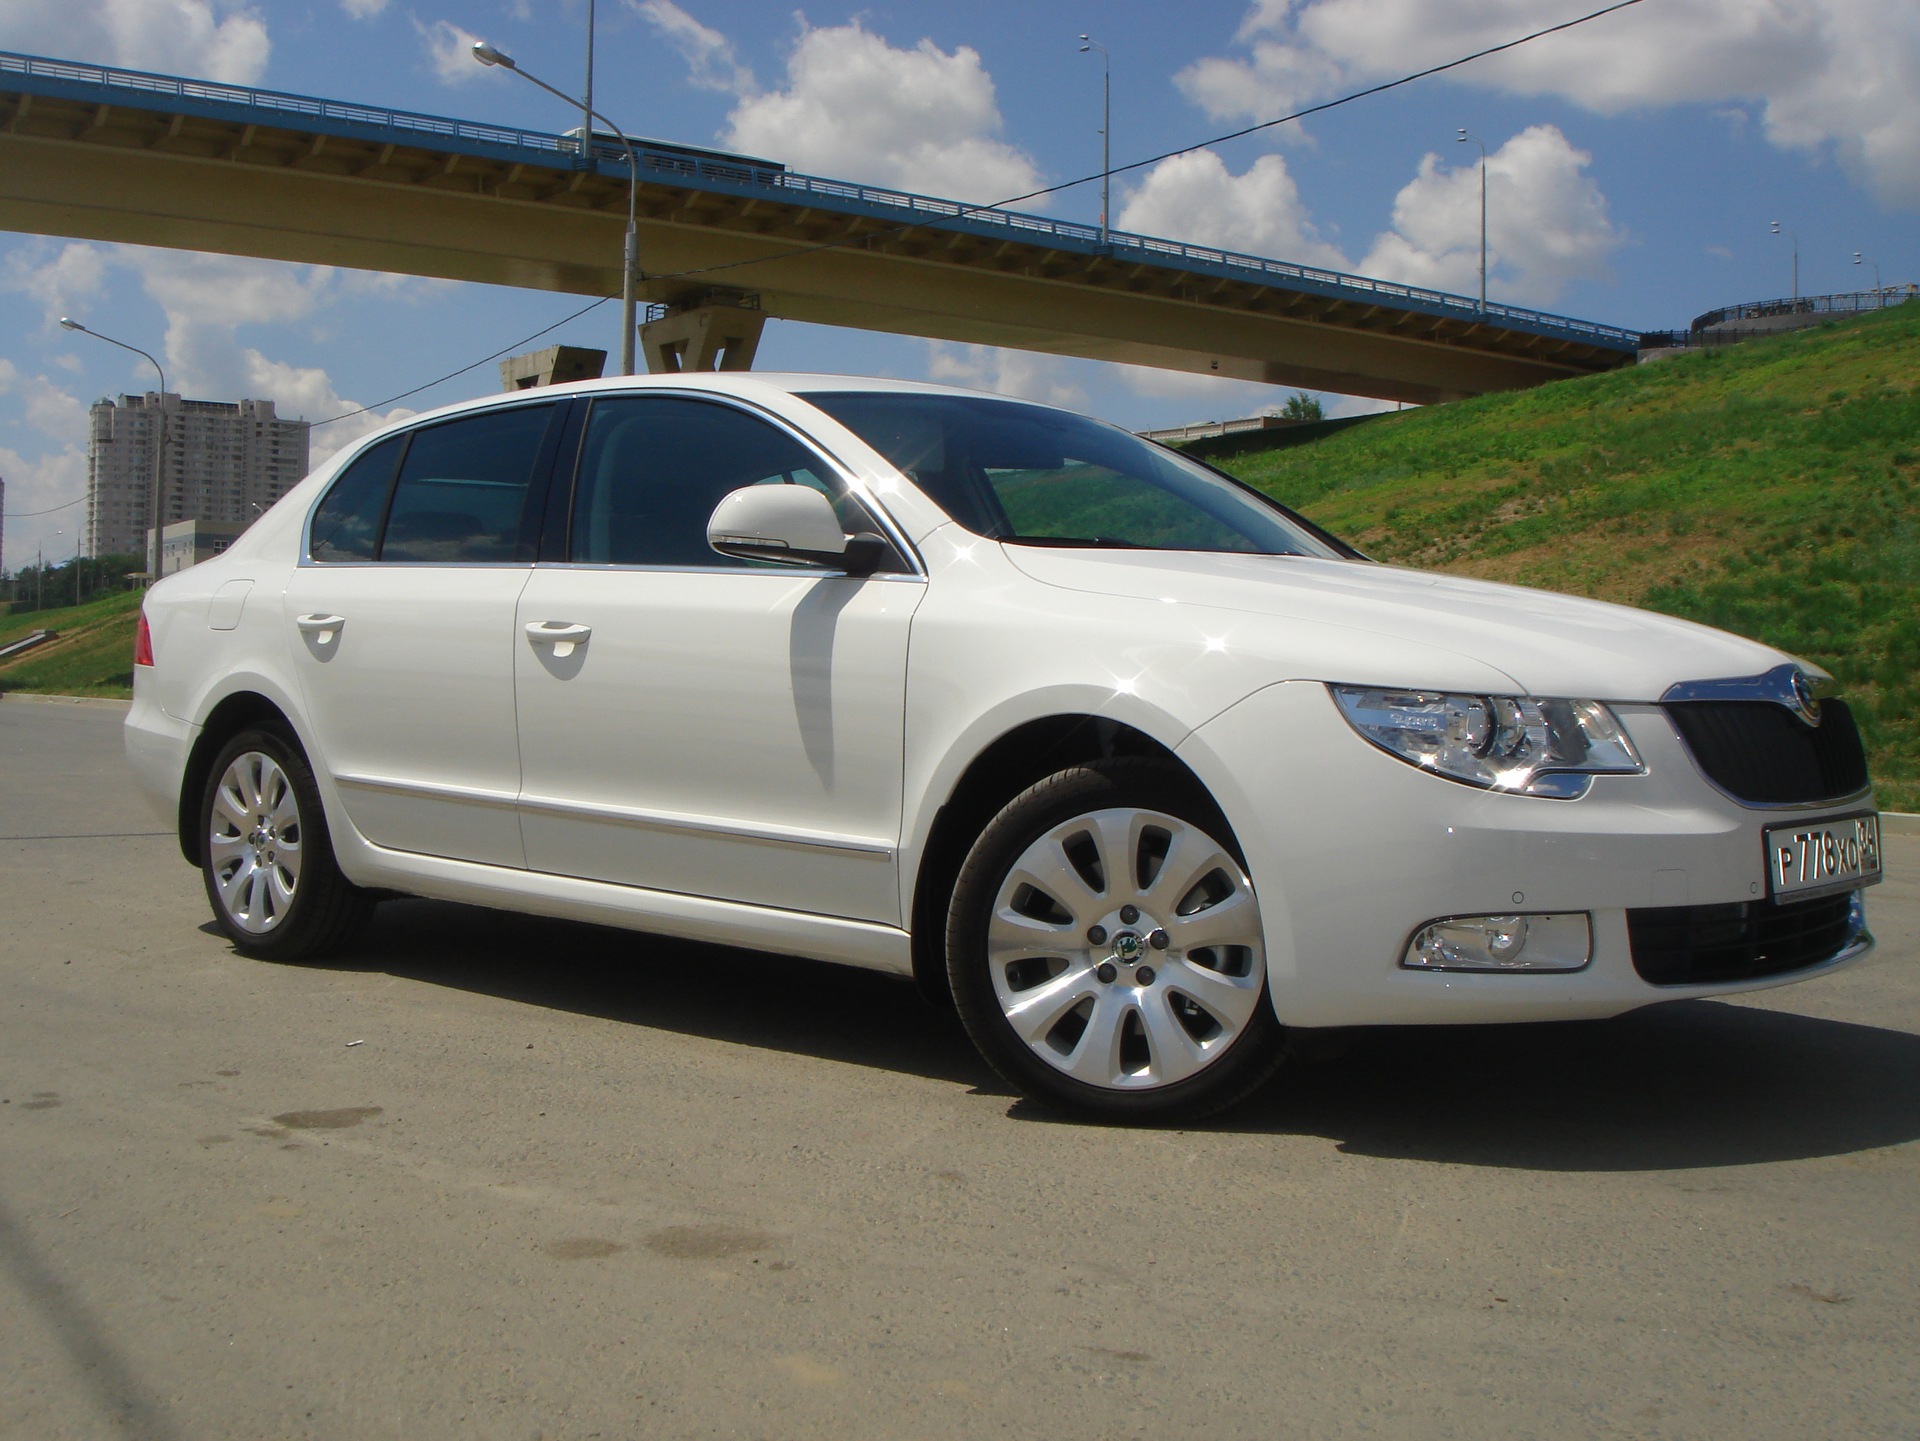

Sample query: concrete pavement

[3,696,1916,1439]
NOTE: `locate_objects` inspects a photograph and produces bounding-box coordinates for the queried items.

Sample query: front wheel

[199,725,371,960]
[945,759,1285,1122]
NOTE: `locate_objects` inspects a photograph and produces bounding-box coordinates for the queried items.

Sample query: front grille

[1628,893,1858,986]
[1664,699,1868,804]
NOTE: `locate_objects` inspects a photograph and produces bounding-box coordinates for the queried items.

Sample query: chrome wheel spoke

[1061,993,1132,1087]
[1135,988,1213,1085]
[1160,957,1263,1033]
[1005,844,1102,924]
[1000,966,1101,1047]
[1166,885,1260,951]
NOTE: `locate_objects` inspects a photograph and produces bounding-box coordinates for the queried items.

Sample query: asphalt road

[3,696,1917,1440]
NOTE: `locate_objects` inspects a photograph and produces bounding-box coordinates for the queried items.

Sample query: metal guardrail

[1,48,1643,352]
[1690,287,1917,333]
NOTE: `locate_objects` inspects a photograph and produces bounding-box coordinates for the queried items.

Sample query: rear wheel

[199,725,371,960]
[946,759,1285,1122]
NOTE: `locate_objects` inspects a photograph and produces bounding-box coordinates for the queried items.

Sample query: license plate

[1765,813,1883,902]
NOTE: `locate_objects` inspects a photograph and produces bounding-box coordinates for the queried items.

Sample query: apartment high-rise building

[85,392,310,564]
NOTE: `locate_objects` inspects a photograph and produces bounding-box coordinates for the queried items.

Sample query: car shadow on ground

[296,897,1920,1172]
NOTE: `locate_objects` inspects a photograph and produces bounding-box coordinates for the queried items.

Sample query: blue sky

[2,0,1916,569]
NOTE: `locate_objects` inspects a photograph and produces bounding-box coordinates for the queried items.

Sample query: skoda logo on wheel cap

[1113,931,1142,960]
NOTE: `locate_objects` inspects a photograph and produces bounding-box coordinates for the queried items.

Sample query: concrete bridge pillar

[641,300,765,374]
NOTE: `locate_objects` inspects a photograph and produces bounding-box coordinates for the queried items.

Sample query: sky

[2,0,1916,570]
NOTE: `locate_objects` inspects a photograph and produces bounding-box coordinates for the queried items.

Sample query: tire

[946,759,1286,1122]
[198,724,372,960]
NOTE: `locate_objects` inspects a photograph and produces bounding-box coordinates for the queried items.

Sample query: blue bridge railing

[1,48,1642,352]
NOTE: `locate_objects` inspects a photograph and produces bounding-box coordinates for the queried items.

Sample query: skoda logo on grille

[1789,668,1823,727]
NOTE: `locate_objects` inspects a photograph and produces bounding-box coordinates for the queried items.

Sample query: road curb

[0,691,131,710]
[1883,811,1920,837]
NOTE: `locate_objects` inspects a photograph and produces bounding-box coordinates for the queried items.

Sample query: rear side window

[382,405,556,563]
[568,395,839,567]
[309,435,402,562]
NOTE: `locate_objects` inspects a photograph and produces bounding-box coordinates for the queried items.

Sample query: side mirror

[707,486,887,575]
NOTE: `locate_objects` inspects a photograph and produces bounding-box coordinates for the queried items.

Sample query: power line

[3,494,86,520]
[642,0,1649,287]
[312,295,611,427]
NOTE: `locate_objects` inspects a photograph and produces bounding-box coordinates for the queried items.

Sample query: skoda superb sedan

[126,374,1883,1121]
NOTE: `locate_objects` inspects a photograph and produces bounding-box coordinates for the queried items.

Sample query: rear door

[285,401,566,867]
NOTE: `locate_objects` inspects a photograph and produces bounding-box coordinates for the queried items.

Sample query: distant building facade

[157,519,246,576]
[85,392,310,563]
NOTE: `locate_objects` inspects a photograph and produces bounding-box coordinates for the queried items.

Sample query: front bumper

[1181,682,1875,1028]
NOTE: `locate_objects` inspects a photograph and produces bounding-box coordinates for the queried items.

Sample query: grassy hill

[1218,303,1920,811]
[0,587,143,699]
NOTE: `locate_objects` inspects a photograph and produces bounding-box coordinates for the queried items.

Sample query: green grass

[0,588,143,699]
[1215,302,1920,811]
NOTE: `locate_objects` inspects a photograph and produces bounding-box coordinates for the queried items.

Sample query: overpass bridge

[0,49,1640,405]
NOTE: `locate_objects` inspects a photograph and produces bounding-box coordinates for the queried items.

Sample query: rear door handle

[296,614,345,644]
[525,621,591,657]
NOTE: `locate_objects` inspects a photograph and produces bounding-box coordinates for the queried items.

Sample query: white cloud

[2,241,112,328]
[0,444,88,574]
[1116,151,1347,269]
[415,18,488,86]
[1358,125,1622,305]
[719,22,1043,205]
[1190,0,1920,207]
[629,0,755,95]
[341,0,387,17]
[0,0,268,84]
[925,344,1086,410]
[241,353,414,469]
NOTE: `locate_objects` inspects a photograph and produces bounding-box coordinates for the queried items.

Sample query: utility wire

[311,295,611,427]
[2,494,87,519]
[644,0,1649,286]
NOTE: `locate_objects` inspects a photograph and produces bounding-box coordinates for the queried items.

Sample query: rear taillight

[134,611,155,667]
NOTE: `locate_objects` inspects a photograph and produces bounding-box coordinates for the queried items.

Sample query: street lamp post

[37,530,61,610]
[474,39,641,375]
[1457,129,1487,314]
[1854,250,1880,295]
[1078,36,1111,250]
[59,318,167,577]
[1770,221,1798,299]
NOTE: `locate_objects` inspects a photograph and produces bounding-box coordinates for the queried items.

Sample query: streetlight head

[471,40,515,69]
[1854,251,1863,262]
[1080,33,1089,40]
[59,316,84,331]
[1079,43,1090,52]
[1770,221,1780,233]
[1457,127,1467,140]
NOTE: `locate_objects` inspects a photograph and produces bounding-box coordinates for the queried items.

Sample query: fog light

[1403,913,1592,972]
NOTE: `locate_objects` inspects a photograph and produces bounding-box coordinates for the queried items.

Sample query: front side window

[567,395,856,567]
[806,392,1347,558]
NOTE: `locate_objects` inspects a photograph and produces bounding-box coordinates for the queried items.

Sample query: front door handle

[296,614,345,645]
[525,621,591,658]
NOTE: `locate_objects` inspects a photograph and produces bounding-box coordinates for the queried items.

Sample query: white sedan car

[127,375,1883,1120]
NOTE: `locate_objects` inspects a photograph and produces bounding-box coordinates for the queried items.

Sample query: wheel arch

[906,713,1227,1008]
[177,690,298,867]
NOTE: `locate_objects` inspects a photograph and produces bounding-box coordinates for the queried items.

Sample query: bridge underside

[0,85,1633,405]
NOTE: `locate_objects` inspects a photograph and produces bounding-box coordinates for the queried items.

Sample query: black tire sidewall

[945,759,1284,1122]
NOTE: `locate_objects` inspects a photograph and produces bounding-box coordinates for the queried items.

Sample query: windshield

[806,392,1349,558]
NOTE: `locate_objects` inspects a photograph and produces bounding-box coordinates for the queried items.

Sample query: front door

[512,393,921,923]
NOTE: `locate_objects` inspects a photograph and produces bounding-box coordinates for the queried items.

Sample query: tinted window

[808,392,1344,558]
[309,434,402,562]
[381,405,555,563]
[569,396,843,567]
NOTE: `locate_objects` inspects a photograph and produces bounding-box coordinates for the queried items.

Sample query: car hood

[1001,547,1789,701]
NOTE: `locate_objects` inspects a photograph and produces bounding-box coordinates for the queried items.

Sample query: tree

[1280,392,1324,422]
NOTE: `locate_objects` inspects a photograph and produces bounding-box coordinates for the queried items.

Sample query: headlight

[1330,686,1643,798]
